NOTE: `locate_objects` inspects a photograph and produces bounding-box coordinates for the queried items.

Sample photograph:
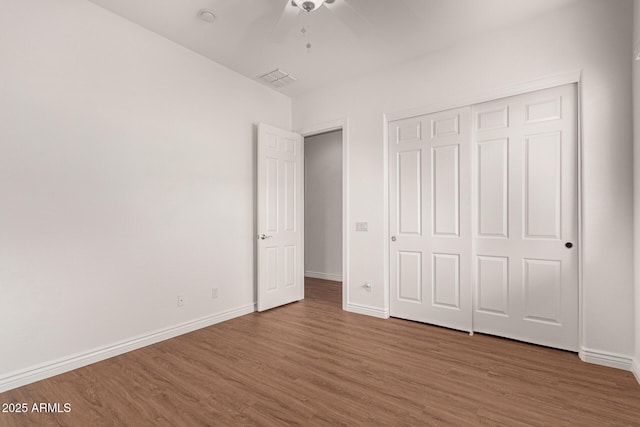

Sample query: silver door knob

[391,236,396,241]
[259,234,272,240]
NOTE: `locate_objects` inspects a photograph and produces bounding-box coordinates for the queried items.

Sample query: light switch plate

[356,222,368,231]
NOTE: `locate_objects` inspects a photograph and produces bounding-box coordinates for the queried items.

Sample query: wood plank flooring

[1,277,640,426]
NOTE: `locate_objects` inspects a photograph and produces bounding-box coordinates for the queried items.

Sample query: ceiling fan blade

[271,0,300,42]
[325,0,372,38]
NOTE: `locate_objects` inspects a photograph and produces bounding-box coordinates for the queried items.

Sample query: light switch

[356,222,368,231]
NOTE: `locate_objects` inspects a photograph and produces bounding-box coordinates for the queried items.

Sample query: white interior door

[257,123,304,311]
[389,107,472,332]
[471,84,578,351]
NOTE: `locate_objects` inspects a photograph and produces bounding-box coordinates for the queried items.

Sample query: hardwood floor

[2,277,640,426]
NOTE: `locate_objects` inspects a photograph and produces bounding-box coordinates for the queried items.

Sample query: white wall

[294,0,635,359]
[304,131,343,281]
[633,0,640,379]
[0,0,291,388]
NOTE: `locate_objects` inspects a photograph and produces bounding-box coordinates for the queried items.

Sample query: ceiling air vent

[258,69,297,88]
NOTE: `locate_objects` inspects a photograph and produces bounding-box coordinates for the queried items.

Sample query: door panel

[525,96,561,123]
[432,144,459,236]
[523,258,562,324]
[398,251,422,302]
[477,107,509,131]
[266,247,278,291]
[523,132,561,239]
[284,161,297,231]
[397,121,423,143]
[266,157,278,232]
[431,113,460,138]
[389,108,472,332]
[472,84,578,351]
[257,123,303,311]
[476,255,509,315]
[398,150,422,235]
[477,138,508,238]
[432,253,460,309]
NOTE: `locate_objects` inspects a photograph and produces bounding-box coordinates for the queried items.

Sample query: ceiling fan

[271,0,370,42]
[292,0,334,12]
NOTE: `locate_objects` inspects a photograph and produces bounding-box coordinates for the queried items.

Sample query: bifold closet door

[389,107,472,332]
[471,84,578,351]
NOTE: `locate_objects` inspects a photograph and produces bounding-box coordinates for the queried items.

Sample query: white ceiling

[87,0,579,97]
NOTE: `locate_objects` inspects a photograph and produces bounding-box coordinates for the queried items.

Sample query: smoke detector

[198,9,216,23]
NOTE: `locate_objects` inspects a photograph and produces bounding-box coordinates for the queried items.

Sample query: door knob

[565,242,573,248]
[391,236,397,242]
[259,234,272,240]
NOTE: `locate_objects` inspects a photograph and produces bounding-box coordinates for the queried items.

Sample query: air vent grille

[258,69,297,88]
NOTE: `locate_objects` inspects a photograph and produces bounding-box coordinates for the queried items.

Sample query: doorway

[256,121,348,313]
[304,130,343,307]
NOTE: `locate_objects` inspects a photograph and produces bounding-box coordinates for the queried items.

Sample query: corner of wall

[632,357,640,384]
[633,0,640,383]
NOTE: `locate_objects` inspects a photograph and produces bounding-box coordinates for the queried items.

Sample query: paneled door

[471,84,578,351]
[389,107,473,332]
[257,123,304,311]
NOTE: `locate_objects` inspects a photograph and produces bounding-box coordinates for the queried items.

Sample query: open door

[257,123,304,311]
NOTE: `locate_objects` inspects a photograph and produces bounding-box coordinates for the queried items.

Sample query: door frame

[384,70,583,348]
[300,118,349,310]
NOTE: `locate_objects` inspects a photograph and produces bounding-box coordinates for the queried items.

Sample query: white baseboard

[0,303,255,393]
[579,347,635,371]
[632,357,640,385]
[346,303,389,319]
[305,271,343,282]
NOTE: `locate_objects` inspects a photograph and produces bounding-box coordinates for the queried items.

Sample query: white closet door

[471,84,578,351]
[389,107,472,332]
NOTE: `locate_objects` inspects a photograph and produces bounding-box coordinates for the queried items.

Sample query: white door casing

[471,84,578,351]
[389,107,473,332]
[257,123,304,311]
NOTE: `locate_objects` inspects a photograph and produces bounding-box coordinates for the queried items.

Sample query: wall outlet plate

[356,222,368,231]
[177,295,185,307]
[212,288,219,299]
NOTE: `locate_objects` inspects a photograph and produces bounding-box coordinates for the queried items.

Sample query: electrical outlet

[364,283,372,292]
[356,222,368,232]
[212,288,219,299]
[177,295,185,307]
